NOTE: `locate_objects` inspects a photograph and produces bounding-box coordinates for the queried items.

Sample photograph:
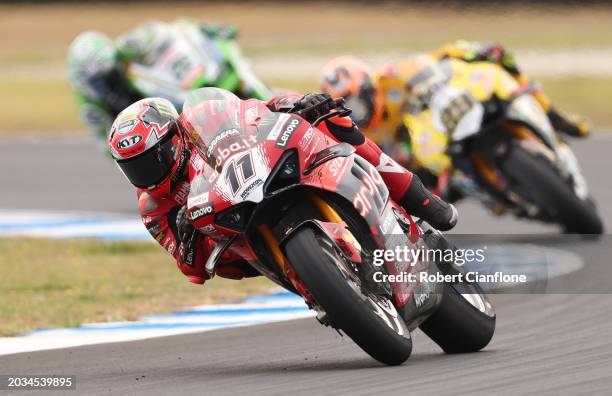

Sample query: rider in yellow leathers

[319,40,591,196]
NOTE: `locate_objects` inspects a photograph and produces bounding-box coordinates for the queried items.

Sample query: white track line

[0,291,313,357]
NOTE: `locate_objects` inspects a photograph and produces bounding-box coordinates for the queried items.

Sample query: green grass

[538,77,612,130]
[0,238,275,336]
[0,78,82,135]
[2,76,608,137]
[0,3,611,135]
[0,75,609,135]
[2,3,612,63]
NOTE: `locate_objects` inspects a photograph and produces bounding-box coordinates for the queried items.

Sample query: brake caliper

[318,222,362,264]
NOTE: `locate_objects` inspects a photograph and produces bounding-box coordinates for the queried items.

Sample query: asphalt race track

[2,136,612,395]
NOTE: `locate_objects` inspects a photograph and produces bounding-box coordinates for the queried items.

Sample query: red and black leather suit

[137,93,455,285]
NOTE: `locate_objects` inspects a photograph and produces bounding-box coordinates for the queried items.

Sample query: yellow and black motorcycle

[403,58,602,234]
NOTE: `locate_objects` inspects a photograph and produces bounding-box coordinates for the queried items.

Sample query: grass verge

[0,78,82,135]
[1,3,611,135]
[538,77,612,130]
[2,3,612,62]
[0,238,275,336]
[1,76,608,137]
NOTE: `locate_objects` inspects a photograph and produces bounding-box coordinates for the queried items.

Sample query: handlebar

[295,97,352,127]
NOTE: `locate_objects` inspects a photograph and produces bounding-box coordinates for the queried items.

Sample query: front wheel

[499,144,603,234]
[284,226,412,366]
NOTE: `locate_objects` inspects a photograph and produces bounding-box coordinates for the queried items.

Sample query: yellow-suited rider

[319,40,591,188]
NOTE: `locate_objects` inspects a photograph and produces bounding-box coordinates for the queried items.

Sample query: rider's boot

[547,107,591,138]
[354,138,458,231]
[398,174,458,231]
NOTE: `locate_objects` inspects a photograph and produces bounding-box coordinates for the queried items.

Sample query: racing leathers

[68,19,271,149]
[138,93,457,285]
[433,40,590,137]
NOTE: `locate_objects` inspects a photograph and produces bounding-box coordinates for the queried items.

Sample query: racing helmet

[319,56,382,130]
[397,54,443,114]
[67,31,138,113]
[109,98,188,191]
[399,53,439,91]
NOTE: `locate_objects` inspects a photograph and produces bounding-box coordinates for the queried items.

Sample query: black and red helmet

[109,98,187,190]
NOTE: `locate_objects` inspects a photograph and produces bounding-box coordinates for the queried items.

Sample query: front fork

[255,192,360,309]
[556,141,589,200]
[257,191,451,330]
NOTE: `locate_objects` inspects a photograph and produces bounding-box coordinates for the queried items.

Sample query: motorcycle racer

[433,40,589,138]
[68,19,271,150]
[319,40,590,148]
[108,90,458,285]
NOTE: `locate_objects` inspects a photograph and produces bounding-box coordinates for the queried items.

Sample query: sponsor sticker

[275,118,302,148]
[190,204,214,221]
[190,153,205,172]
[245,103,258,124]
[266,113,291,140]
[326,156,347,178]
[299,126,315,149]
[187,192,209,209]
[199,224,216,234]
[142,215,160,225]
[414,293,428,308]
[115,109,140,125]
[304,135,321,164]
[146,223,162,236]
[240,178,264,200]
[183,245,195,266]
[173,182,190,204]
[171,151,189,184]
[117,119,138,135]
[207,128,241,157]
[376,153,405,174]
[214,135,258,161]
[379,208,395,234]
[166,240,176,255]
[116,135,142,149]
[155,232,167,243]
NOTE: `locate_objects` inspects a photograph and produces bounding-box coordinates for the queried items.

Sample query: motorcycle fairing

[183,88,441,315]
[126,20,229,109]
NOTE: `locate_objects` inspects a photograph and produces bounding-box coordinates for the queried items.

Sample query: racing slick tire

[284,226,412,366]
[419,282,496,353]
[500,144,603,234]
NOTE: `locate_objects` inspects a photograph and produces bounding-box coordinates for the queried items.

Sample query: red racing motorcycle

[182,88,495,365]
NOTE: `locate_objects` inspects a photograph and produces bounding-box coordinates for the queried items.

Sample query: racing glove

[547,107,591,138]
[175,205,206,284]
[291,93,334,123]
[176,205,195,244]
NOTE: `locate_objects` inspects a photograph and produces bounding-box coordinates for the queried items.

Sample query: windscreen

[507,94,556,147]
[182,87,270,168]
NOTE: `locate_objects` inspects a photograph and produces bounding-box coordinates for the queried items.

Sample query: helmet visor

[116,130,179,189]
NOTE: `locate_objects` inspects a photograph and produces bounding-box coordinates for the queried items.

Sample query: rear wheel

[499,145,603,234]
[284,226,412,365]
[419,281,495,353]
